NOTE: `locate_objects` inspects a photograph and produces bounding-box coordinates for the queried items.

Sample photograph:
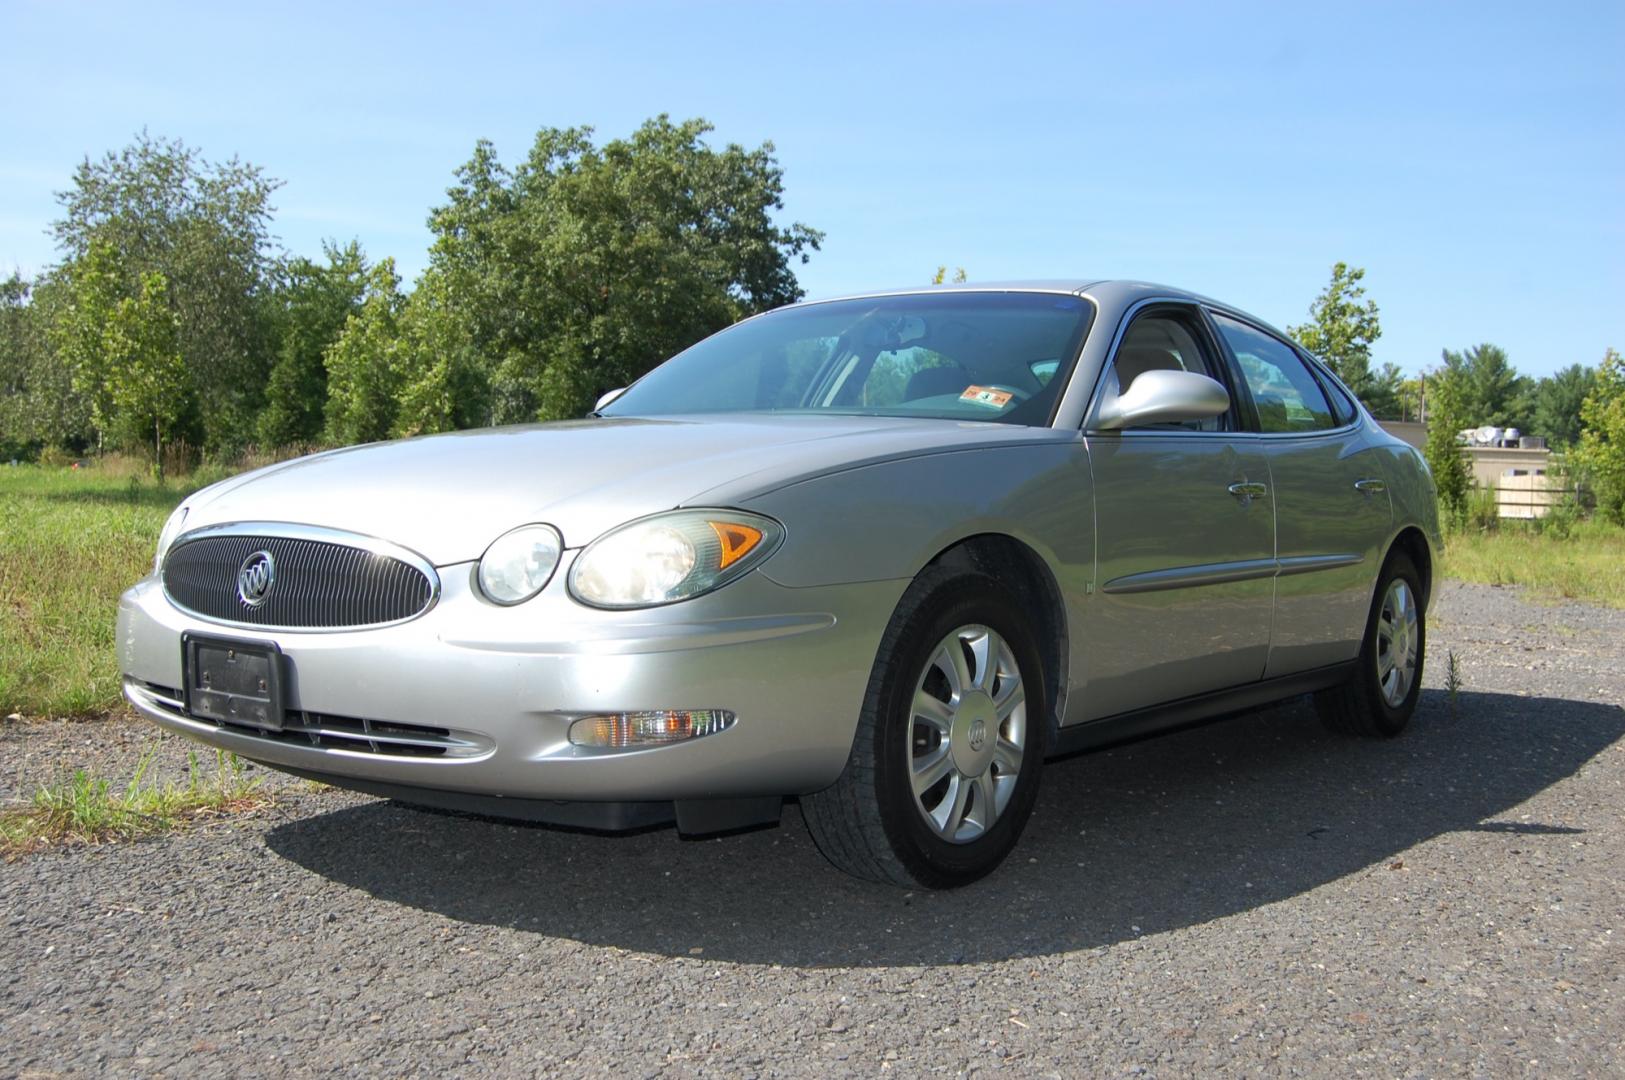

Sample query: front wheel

[801,567,1047,888]
[1315,551,1425,737]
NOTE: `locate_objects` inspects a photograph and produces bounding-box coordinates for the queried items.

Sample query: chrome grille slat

[297,725,472,751]
[129,681,488,760]
[161,525,437,631]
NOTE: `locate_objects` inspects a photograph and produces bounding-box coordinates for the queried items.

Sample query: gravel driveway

[3,581,1622,1077]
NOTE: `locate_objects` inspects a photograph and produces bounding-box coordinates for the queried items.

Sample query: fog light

[568,709,735,749]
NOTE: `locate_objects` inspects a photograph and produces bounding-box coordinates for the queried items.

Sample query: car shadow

[265,689,1623,967]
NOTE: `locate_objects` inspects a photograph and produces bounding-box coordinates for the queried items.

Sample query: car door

[1207,311,1393,677]
[1080,301,1274,720]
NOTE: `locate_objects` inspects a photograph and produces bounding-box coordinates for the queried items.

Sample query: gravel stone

[2,581,1621,1076]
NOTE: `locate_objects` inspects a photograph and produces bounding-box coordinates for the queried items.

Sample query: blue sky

[2,1,1620,378]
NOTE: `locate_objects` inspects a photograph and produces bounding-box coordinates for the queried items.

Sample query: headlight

[569,509,783,609]
[154,505,189,572]
[478,524,564,605]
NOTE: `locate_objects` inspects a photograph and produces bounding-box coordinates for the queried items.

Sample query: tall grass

[0,451,325,718]
[0,460,191,717]
[1442,517,1625,608]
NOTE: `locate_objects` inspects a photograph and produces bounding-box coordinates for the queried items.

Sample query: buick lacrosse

[119,280,1439,887]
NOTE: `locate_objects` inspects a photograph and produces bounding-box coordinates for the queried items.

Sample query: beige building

[1377,421,1562,519]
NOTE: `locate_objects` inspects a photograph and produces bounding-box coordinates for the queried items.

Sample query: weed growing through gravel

[0,748,269,857]
[1445,650,1463,716]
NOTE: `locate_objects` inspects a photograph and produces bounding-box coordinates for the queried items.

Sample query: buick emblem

[967,719,987,753]
[237,551,276,607]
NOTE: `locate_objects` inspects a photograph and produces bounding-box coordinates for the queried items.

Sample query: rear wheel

[1315,552,1425,737]
[801,567,1047,888]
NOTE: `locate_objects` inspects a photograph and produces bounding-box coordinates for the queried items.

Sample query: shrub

[1575,348,1625,523]
[1424,367,1472,528]
[1463,487,1500,533]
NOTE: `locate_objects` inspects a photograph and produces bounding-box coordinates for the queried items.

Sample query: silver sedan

[118,280,1440,887]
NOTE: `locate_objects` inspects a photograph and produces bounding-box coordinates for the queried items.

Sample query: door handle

[1227,481,1269,504]
[1354,478,1387,494]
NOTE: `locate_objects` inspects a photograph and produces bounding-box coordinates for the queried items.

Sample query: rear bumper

[118,559,907,806]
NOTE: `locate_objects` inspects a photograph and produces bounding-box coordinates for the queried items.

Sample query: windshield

[601,292,1093,427]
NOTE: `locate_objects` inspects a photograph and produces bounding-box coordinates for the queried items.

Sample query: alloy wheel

[908,624,1027,843]
[1376,578,1420,708]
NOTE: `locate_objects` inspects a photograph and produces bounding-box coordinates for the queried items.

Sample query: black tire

[1315,551,1426,737]
[800,565,1048,888]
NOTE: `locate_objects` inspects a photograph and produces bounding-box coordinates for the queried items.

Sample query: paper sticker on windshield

[960,385,1013,408]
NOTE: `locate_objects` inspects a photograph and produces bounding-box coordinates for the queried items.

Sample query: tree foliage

[323,260,407,445]
[1,274,90,457]
[1439,343,1533,431]
[47,133,282,454]
[3,122,822,463]
[259,242,369,447]
[1575,348,1625,523]
[50,240,192,463]
[1289,262,1402,418]
[1423,364,1472,527]
[105,271,188,475]
[421,116,823,422]
[1531,363,1596,448]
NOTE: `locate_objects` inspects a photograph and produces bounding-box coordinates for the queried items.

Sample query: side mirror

[593,387,627,412]
[1093,369,1229,431]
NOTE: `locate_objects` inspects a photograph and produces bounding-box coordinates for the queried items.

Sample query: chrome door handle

[1354,478,1387,494]
[1227,481,1269,503]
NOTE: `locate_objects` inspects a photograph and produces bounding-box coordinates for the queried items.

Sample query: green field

[1442,518,1625,608]
[0,461,186,717]
[2,460,1622,720]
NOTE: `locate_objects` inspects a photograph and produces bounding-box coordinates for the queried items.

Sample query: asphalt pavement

[3,580,1621,1077]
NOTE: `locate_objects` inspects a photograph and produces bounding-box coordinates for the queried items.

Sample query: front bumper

[118,557,906,806]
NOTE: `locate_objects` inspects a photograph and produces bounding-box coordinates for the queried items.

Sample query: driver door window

[1107,311,1228,432]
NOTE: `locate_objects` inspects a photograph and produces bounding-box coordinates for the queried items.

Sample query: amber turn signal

[709,520,764,569]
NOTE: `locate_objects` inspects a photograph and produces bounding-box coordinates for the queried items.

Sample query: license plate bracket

[182,634,285,731]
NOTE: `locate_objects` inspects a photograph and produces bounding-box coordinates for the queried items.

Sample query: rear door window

[1211,313,1335,433]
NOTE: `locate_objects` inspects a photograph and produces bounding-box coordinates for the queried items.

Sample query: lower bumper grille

[132,682,491,759]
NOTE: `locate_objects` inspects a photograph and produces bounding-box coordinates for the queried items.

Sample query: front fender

[741,442,1094,591]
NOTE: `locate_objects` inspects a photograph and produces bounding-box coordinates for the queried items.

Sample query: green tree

[49,239,126,448]
[931,266,968,284]
[1440,343,1533,430]
[1289,262,1401,418]
[50,132,281,452]
[425,116,822,422]
[323,260,407,445]
[105,271,188,477]
[1575,348,1625,523]
[259,241,369,447]
[391,274,489,437]
[49,240,191,468]
[1423,364,1472,527]
[0,274,90,457]
[1397,375,1425,422]
[1531,363,1596,448]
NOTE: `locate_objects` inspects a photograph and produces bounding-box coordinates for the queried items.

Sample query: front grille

[132,682,491,759]
[163,529,436,630]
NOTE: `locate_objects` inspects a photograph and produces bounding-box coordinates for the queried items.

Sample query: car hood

[180,415,1071,564]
